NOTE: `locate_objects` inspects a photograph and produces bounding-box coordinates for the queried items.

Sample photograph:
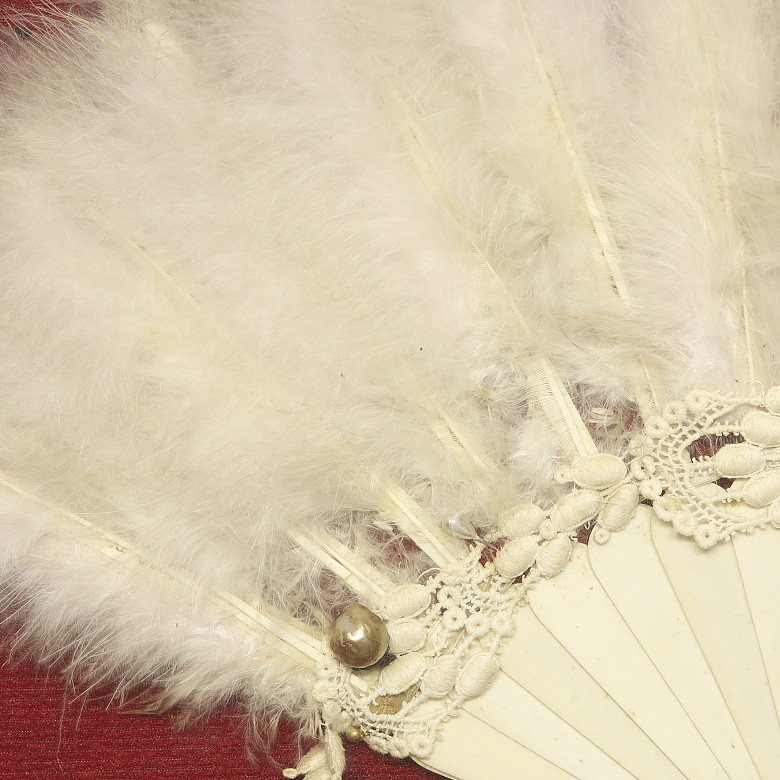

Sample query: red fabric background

[0,656,433,779]
[0,1,437,777]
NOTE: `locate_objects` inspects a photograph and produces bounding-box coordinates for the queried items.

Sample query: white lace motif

[287,388,780,778]
[639,388,780,547]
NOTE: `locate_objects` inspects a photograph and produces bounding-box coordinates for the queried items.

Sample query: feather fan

[2,2,780,779]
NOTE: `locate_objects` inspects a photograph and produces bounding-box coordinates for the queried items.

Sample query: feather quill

[4,2,780,778]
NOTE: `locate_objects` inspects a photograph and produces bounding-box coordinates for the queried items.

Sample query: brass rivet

[344,725,364,744]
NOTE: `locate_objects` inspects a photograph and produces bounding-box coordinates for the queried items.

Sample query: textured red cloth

[0,656,433,779]
[0,1,437,777]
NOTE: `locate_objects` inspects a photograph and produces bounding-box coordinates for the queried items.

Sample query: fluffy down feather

[1,0,779,759]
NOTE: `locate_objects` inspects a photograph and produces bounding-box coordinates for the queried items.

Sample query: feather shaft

[380,83,596,457]
[517,5,662,415]
[0,472,322,668]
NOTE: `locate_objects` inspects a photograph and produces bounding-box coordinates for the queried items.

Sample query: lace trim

[286,388,780,778]
[313,551,522,760]
[638,388,780,547]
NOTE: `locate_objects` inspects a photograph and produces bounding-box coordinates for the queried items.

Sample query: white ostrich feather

[2,2,780,779]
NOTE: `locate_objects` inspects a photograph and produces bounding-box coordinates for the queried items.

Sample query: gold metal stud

[344,725,364,744]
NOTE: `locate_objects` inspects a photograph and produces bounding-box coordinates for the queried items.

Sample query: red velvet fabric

[0,657,433,779]
[0,2,436,777]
